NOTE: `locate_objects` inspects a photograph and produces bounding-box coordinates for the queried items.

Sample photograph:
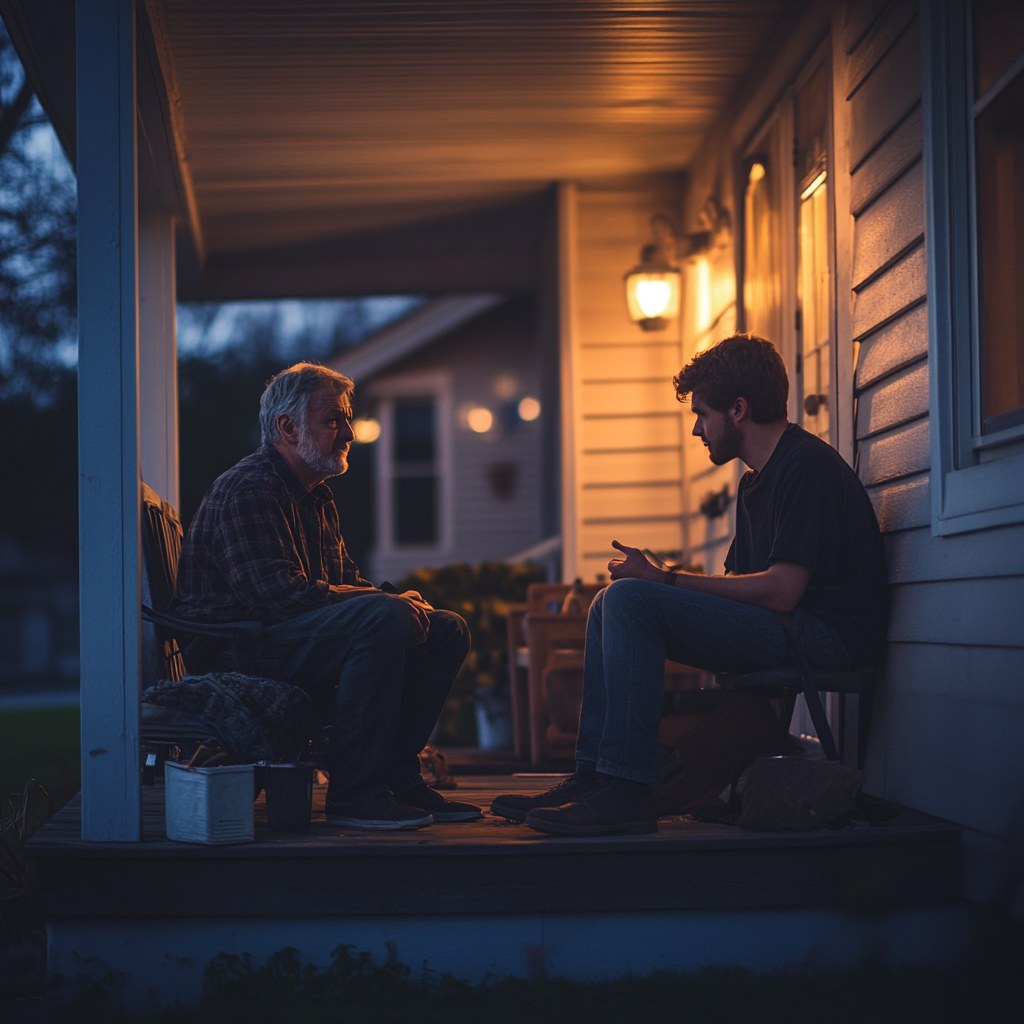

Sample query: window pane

[974,0,1024,98]
[976,69,1024,430]
[394,476,437,545]
[744,154,783,347]
[799,176,831,441]
[394,401,435,463]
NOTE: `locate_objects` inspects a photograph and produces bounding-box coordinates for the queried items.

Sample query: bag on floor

[653,690,801,816]
[739,757,863,831]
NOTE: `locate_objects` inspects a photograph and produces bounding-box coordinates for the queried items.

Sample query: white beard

[297,429,348,476]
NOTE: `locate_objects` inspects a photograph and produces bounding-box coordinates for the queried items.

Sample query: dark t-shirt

[724,423,888,667]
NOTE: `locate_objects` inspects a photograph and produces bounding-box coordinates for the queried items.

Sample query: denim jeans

[261,595,470,811]
[575,578,848,786]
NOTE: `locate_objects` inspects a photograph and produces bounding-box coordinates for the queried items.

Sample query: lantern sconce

[624,215,682,331]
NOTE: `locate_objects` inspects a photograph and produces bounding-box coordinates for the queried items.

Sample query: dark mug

[263,762,315,832]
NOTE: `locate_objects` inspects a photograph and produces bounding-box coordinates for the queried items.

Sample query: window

[924,0,1024,534]
[370,371,453,560]
[974,2,1024,434]
[796,60,832,443]
[392,399,438,545]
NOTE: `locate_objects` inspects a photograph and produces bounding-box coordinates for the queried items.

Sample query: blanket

[143,672,316,763]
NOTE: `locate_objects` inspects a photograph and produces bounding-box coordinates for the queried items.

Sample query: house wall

[365,300,546,581]
[562,176,690,582]
[676,0,1024,906]
[838,2,1024,907]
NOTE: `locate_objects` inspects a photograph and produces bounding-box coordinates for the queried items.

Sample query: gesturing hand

[607,540,665,582]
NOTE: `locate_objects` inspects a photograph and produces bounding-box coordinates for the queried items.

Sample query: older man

[170,362,478,830]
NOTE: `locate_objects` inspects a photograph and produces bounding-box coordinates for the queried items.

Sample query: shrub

[394,561,545,744]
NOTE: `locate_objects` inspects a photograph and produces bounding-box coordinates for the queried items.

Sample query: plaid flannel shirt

[169,445,372,625]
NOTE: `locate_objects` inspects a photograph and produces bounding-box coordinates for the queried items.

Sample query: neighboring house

[329,295,556,582]
[5,0,1023,995]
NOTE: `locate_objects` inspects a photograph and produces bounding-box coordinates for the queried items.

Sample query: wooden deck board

[29,775,964,919]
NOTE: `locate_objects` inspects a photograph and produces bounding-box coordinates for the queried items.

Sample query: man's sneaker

[326,792,433,831]
[490,771,600,823]
[525,778,657,836]
[396,783,482,822]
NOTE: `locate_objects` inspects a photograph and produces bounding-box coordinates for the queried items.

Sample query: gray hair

[259,362,354,446]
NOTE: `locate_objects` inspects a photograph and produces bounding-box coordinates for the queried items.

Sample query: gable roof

[330,294,504,382]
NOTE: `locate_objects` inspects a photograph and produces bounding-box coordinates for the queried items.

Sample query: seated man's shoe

[525,778,657,836]
[326,791,433,831]
[395,783,482,822]
[490,771,600,823]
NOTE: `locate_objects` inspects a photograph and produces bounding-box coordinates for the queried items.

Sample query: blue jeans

[576,579,848,786]
[261,595,470,811]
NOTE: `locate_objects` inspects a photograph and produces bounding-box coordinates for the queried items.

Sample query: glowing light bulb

[467,407,493,433]
[748,162,766,183]
[518,396,541,421]
[635,279,672,318]
[352,418,381,443]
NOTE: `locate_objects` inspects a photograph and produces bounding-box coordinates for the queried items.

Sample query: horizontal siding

[855,301,929,390]
[580,380,681,415]
[864,642,1024,837]
[866,471,930,532]
[852,242,927,340]
[858,416,929,486]
[580,413,680,450]
[888,576,1024,647]
[845,0,920,98]
[579,483,681,520]
[580,342,684,380]
[849,14,921,169]
[851,105,921,216]
[856,358,928,439]
[852,160,924,288]
[580,448,682,484]
[888,522,1024,584]
[841,0,890,58]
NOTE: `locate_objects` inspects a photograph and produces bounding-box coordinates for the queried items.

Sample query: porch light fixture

[517,396,541,421]
[352,417,381,443]
[624,215,682,331]
[467,406,494,433]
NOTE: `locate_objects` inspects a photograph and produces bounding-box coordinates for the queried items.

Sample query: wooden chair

[139,482,265,759]
[508,582,712,764]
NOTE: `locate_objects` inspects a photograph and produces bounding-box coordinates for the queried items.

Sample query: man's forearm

[664,569,799,612]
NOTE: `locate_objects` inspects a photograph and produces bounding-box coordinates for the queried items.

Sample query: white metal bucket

[164,762,254,845]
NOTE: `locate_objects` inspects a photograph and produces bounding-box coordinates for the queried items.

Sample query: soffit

[159,1,793,257]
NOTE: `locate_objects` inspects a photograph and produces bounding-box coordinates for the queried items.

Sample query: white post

[77,0,142,841]
[557,182,580,583]
[139,213,179,508]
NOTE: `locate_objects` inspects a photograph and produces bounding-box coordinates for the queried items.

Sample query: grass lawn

[0,707,80,815]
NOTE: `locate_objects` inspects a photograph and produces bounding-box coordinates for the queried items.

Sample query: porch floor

[29,774,964,920]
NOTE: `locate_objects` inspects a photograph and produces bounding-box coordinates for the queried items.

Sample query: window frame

[368,371,454,561]
[923,0,1024,536]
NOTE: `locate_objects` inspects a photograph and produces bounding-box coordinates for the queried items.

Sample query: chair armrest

[141,604,262,641]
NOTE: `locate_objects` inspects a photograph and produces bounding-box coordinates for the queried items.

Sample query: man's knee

[425,609,471,655]
[602,577,656,614]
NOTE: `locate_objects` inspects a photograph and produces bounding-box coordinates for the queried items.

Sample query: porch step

[29,776,963,920]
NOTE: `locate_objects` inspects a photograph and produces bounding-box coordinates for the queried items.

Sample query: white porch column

[557,182,580,582]
[139,213,179,508]
[77,0,142,841]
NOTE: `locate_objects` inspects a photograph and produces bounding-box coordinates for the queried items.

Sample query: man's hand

[400,590,434,611]
[608,540,668,583]
[391,592,431,646]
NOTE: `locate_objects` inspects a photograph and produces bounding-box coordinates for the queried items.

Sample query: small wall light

[517,396,541,421]
[352,417,381,443]
[624,214,682,331]
[467,406,494,433]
